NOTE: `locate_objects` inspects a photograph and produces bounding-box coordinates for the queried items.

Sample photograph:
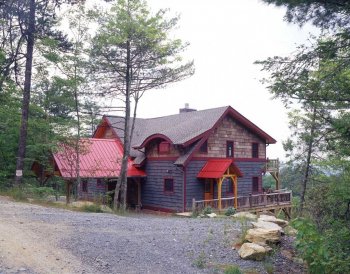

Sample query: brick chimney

[179,103,197,113]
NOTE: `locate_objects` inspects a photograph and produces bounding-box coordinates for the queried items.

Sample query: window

[96,179,104,188]
[158,141,170,154]
[226,141,234,158]
[252,177,259,193]
[82,180,88,192]
[199,140,208,153]
[164,178,174,193]
[252,143,259,158]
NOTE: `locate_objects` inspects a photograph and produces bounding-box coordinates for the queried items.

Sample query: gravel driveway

[0,196,300,274]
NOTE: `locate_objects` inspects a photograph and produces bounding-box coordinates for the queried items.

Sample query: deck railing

[265,158,279,172]
[192,191,292,213]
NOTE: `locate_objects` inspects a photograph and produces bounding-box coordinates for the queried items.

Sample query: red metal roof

[53,138,146,179]
[197,159,243,179]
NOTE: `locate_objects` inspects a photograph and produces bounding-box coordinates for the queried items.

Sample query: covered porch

[193,158,292,218]
[197,159,243,211]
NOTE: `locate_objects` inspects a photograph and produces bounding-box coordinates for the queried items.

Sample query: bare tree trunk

[14,0,36,186]
[114,39,131,210]
[299,107,317,215]
[73,63,81,201]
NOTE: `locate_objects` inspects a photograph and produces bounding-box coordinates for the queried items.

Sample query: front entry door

[204,179,214,202]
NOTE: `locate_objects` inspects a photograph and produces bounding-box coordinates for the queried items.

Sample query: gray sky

[125,0,316,160]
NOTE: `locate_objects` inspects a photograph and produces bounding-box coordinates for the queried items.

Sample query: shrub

[224,207,236,216]
[202,206,213,215]
[293,218,350,274]
[28,186,55,199]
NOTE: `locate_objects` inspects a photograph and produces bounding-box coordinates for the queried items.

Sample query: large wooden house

[51,105,291,214]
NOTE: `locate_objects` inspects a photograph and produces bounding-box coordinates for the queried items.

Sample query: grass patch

[192,251,207,269]
[224,265,243,274]
[80,204,103,213]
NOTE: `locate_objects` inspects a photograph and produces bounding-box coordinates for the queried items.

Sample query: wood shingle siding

[194,116,266,159]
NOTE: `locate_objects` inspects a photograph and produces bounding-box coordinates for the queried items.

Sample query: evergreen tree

[90,0,194,210]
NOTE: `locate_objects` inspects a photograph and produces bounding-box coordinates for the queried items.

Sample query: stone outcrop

[252,220,283,231]
[258,214,289,227]
[245,227,281,244]
[238,243,267,261]
[232,212,257,220]
[236,213,296,262]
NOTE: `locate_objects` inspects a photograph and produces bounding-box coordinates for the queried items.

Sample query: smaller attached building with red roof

[52,138,145,204]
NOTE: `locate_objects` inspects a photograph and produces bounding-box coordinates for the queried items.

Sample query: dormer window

[158,141,170,154]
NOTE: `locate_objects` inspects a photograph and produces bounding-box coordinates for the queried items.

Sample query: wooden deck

[192,191,292,218]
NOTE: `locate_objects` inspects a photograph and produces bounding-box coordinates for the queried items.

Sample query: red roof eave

[197,159,243,179]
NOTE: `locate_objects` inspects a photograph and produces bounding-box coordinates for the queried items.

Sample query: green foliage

[3,187,28,201]
[262,174,276,190]
[26,186,55,200]
[223,265,243,274]
[293,218,350,274]
[192,251,206,269]
[202,206,213,215]
[224,207,236,216]
[81,204,103,213]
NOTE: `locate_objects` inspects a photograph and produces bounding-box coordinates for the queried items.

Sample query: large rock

[258,214,289,227]
[232,212,257,220]
[245,228,281,244]
[252,220,283,232]
[207,213,217,218]
[238,243,267,261]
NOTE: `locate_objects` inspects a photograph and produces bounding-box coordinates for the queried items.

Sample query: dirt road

[0,196,304,274]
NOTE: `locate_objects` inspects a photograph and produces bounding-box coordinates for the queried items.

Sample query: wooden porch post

[218,178,222,211]
[234,176,238,209]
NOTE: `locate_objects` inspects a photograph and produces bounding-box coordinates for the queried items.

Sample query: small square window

[82,180,88,192]
[96,179,104,188]
[158,141,170,154]
[164,178,174,193]
[226,141,234,158]
[252,143,259,158]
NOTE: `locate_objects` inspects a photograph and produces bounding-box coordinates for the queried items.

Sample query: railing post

[249,194,252,208]
[192,198,196,214]
[264,193,267,206]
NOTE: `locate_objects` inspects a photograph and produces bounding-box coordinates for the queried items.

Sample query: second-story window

[252,143,259,158]
[226,141,234,158]
[158,141,170,154]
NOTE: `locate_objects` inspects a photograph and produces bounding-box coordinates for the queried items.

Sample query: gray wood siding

[79,178,107,201]
[185,161,206,210]
[235,161,264,195]
[143,161,184,212]
[185,160,264,209]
